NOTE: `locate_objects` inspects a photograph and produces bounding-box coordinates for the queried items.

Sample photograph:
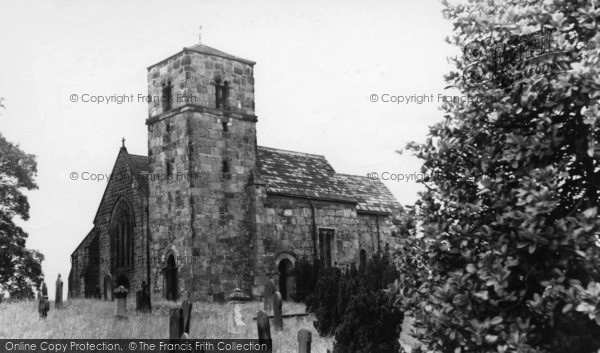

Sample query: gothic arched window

[110,198,135,270]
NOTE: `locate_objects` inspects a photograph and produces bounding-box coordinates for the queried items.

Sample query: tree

[403,1,600,352]
[0,99,44,298]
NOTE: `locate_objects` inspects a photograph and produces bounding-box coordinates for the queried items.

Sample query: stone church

[69,42,402,302]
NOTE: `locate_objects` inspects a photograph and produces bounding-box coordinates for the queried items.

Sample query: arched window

[359,249,368,271]
[110,198,135,270]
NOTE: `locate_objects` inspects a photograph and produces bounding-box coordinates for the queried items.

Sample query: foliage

[333,290,404,353]
[402,1,600,352]
[0,100,44,297]
[292,256,318,302]
[306,265,343,335]
[305,253,402,352]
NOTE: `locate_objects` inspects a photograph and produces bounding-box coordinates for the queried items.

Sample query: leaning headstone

[272,291,283,331]
[55,274,63,308]
[298,329,312,353]
[113,286,128,320]
[169,308,184,340]
[181,299,192,334]
[263,279,275,312]
[256,310,271,345]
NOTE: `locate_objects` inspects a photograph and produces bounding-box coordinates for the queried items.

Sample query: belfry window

[214,80,229,110]
[221,81,229,109]
[162,82,172,112]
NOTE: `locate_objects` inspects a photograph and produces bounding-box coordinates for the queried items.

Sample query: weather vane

[198,25,203,44]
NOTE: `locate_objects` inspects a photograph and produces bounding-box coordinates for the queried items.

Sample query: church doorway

[278,258,295,301]
[164,254,178,301]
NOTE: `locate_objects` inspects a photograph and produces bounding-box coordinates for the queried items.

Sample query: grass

[0,298,333,352]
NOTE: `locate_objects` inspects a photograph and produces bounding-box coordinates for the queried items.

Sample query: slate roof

[336,174,402,214]
[257,146,401,214]
[121,149,150,194]
[115,146,401,215]
[184,44,256,66]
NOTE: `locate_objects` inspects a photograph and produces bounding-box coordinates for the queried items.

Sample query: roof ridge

[257,145,325,159]
[184,44,256,65]
[337,173,370,178]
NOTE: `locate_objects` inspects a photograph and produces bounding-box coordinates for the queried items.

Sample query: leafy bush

[306,265,343,335]
[292,257,318,303]
[400,0,600,351]
[333,290,404,353]
[305,253,403,352]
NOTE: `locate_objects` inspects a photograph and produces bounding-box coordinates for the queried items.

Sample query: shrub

[292,257,317,303]
[306,265,343,335]
[333,290,404,353]
[305,253,404,351]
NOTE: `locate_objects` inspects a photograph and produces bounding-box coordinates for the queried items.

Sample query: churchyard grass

[0,298,333,353]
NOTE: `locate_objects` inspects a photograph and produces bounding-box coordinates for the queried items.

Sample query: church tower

[146,43,257,301]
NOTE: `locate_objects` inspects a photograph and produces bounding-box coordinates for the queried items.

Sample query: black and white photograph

[1,0,600,352]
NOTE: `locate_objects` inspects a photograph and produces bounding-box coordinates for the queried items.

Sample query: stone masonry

[69,43,402,302]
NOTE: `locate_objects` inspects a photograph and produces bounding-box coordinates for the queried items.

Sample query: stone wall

[70,230,95,298]
[250,194,398,296]
[147,49,255,118]
[147,109,258,301]
[147,46,258,301]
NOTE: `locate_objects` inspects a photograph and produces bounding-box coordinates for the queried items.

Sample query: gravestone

[136,281,152,313]
[113,286,128,320]
[181,299,192,334]
[103,273,113,301]
[38,282,49,318]
[298,329,312,353]
[169,308,184,340]
[263,279,275,312]
[228,303,246,334]
[137,281,152,313]
[272,291,283,331]
[55,274,63,308]
[256,310,271,345]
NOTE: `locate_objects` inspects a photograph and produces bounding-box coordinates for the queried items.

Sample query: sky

[0,0,457,298]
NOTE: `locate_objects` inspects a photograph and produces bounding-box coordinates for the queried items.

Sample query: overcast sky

[0,0,457,298]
